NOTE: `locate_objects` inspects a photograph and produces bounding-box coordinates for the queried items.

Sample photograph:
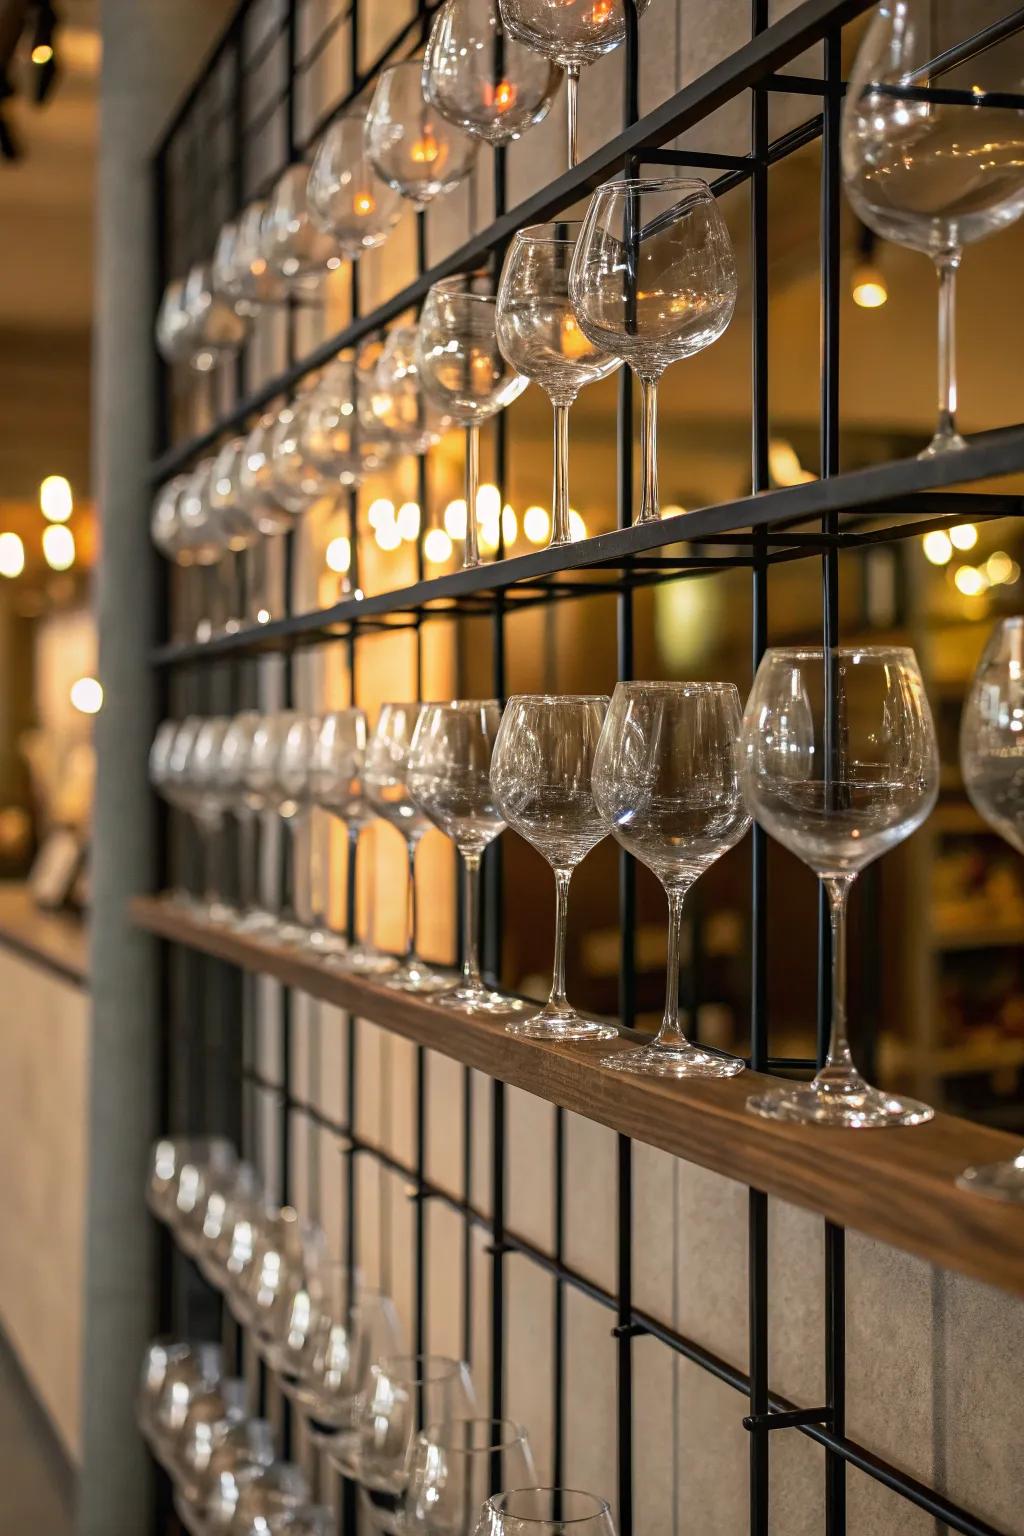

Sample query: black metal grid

[148,3,1024,1535]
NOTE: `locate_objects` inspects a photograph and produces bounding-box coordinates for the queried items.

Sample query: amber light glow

[410,128,440,164]
[493,79,517,112]
[31,43,53,64]
[589,0,614,23]
[354,192,376,216]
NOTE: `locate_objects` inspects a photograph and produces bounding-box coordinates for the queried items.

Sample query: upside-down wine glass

[365,58,478,205]
[366,704,452,992]
[416,276,528,568]
[592,682,750,1077]
[497,223,619,546]
[474,1489,618,1536]
[424,0,560,146]
[309,709,396,975]
[740,646,939,1127]
[490,695,616,1041]
[405,1419,537,1536]
[957,617,1024,1199]
[308,107,404,257]
[569,177,737,525]
[407,701,525,1015]
[841,0,1024,458]
[498,0,653,166]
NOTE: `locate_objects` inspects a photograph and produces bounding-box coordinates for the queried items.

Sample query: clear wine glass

[842,0,1024,458]
[196,1159,263,1288]
[474,1489,617,1536]
[187,715,234,920]
[261,163,341,288]
[405,1419,537,1536]
[172,1376,248,1499]
[176,1417,276,1533]
[740,645,939,1128]
[214,1462,311,1535]
[957,616,1024,1199]
[309,709,396,976]
[245,711,310,946]
[365,703,453,993]
[365,58,478,205]
[150,718,195,904]
[156,277,193,363]
[416,276,528,568]
[269,391,334,510]
[182,259,249,373]
[231,1205,325,1337]
[497,222,619,547]
[498,0,653,165]
[171,1137,240,1254]
[291,1282,402,1445]
[407,701,526,1015]
[304,357,389,489]
[210,437,261,633]
[424,0,560,146]
[217,711,275,934]
[490,695,616,1041]
[232,199,290,307]
[592,682,750,1077]
[146,1342,225,1462]
[180,457,230,641]
[364,325,452,456]
[354,1356,477,1536]
[569,177,737,526]
[239,412,302,627]
[308,108,404,258]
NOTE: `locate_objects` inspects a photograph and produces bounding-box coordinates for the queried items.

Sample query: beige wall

[0,952,88,1463]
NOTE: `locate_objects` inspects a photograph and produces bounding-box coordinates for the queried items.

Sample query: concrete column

[84,4,232,1532]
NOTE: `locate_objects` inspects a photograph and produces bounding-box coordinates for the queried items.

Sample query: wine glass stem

[283,818,301,924]
[309,807,325,930]
[548,867,573,1012]
[460,851,483,987]
[654,886,689,1049]
[203,816,223,910]
[550,400,572,545]
[464,423,480,569]
[934,248,963,448]
[238,812,255,913]
[566,65,580,168]
[346,825,361,945]
[818,874,859,1086]
[405,836,420,962]
[637,372,660,523]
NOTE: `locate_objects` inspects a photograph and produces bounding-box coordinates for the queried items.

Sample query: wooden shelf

[0,882,88,987]
[131,894,1024,1299]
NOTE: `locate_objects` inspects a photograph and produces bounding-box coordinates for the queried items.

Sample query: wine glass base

[384,959,455,994]
[231,907,278,935]
[326,945,398,978]
[307,927,348,956]
[436,984,529,1017]
[602,1041,745,1078]
[956,1157,1024,1203]
[918,429,967,459]
[273,919,309,947]
[746,1080,934,1128]
[506,1008,617,1042]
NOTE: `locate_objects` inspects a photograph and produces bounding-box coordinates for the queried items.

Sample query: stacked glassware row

[151,619,1024,1196]
[144,1136,617,1536]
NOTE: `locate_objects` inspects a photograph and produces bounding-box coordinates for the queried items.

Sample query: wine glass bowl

[308,109,404,258]
[262,163,340,287]
[365,59,478,205]
[474,1488,618,1536]
[592,681,750,1077]
[741,645,939,1128]
[424,0,560,146]
[405,1418,537,1536]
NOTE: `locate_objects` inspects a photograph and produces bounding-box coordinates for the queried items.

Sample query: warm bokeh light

[40,474,73,522]
[368,497,395,530]
[922,529,953,566]
[523,506,550,545]
[476,483,501,521]
[444,498,467,539]
[851,264,888,308]
[326,535,352,573]
[986,551,1020,586]
[954,565,987,597]
[479,520,500,556]
[424,527,453,564]
[661,504,687,519]
[43,523,75,570]
[31,42,53,64]
[502,504,517,545]
[256,608,271,624]
[70,677,103,715]
[354,192,376,216]
[950,523,978,551]
[410,128,440,164]
[375,521,402,552]
[0,532,25,578]
[568,509,587,541]
[397,501,421,542]
[768,439,814,487]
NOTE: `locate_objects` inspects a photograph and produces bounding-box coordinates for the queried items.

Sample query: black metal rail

[150,3,1023,1536]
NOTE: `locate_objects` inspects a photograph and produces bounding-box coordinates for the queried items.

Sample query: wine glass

[210,438,261,634]
[498,0,653,165]
[416,276,528,568]
[309,709,396,975]
[187,715,233,920]
[364,325,452,456]
[424,0,560,146]
[957,617,1024,1198]
[405,1419,537,1536]
[182,259,249,372]
[231,1205,325,1337]
[175,1418,276,1534]
[290,1278,402,1438]
[156,277,193,363]
[474,1489,617,1536]
[354,1356,477,1536]
[196,1159,263,1286]
[269,391,334,509]
[308,108,404,258]
[217,712,275,933]
[172,1376,248,1497]
[214,1462,311,1534]
[180,457,230,640]
[407,701,525,1015]
[569,177,737,525]
[740,646,939,1127]
[592,682,750,1077]
[497,223,619,546]
[146,1343,225,1462]
[262,1260,355,1384]
[239,412,302,626]
[365,703,453,993]
[365,58,478,205]
[490,695,616,1041]
[245,711,310,946]
[262,163,341,288]
[842,0,1024,458]
[150,719,195,903]
[170,1137,240,1254]
[304,357,389,488]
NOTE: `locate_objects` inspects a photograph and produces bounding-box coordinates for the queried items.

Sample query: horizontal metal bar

[742,1406,832,1430]
[150,0,879,483]
[150,434,1024,665]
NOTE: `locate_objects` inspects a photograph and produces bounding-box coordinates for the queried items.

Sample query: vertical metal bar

[748,5,771,1533]
[552,1106,565,1488]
